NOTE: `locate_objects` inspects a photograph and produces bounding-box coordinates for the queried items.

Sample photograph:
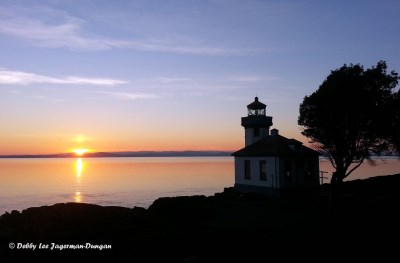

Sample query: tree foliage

[298,61,399,185]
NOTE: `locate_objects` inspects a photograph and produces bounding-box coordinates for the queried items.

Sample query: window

[254,128,260,137]
[259,160,267,181]
[248,109,265,115]
[244,160,251,180]
[306,161,315,181]
[284,160,292,182]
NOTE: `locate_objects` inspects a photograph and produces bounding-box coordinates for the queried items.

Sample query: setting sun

[73,149,89,156]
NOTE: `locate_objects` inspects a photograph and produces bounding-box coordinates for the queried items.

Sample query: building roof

[247,97,266,110]
[231,134,320,157]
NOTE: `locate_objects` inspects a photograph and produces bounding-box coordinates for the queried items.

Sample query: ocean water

[319,156,400,183]
[0,157,234,215]
[0,156,399,215]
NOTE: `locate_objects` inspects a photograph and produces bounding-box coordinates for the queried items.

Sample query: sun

[73,149,89,156]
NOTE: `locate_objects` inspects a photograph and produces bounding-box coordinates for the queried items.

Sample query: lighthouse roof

[247,97,266,110]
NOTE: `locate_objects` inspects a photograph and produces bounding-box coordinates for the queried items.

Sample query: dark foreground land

[1,174,399,262]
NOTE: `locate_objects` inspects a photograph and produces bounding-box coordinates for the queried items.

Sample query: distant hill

[0,150,233,158]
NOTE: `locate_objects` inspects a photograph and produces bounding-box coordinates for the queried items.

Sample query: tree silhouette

[298,61,399,195]
[390,90,400,153]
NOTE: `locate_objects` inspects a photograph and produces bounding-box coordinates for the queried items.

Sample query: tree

[390,90,400,152]
[298,61,399,192]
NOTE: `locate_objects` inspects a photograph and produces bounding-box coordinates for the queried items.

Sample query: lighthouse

[241,97,273,146]
[232,97,320,196]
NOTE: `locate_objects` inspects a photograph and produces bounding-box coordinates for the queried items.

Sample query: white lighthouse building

[232,97,320,196]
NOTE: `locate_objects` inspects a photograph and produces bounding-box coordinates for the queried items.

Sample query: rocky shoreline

[1,173,400,262]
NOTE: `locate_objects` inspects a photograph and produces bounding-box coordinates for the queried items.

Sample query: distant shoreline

[0,150,233,159]
[1,152,397,159]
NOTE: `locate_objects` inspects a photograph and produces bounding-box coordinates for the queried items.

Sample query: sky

[1,0,400,155]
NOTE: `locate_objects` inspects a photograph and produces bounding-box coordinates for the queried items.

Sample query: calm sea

[0,156,399,215]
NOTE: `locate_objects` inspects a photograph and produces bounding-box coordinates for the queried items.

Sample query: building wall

[277,157,320,188]
[235,156,319,190]
[234,156,279,188]
[244,127,269,146]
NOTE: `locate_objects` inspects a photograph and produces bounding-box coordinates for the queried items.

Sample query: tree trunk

[329,170,345,210]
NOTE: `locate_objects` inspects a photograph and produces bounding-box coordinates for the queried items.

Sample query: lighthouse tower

[241,97,273,146]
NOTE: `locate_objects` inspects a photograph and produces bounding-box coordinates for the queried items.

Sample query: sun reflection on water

[74,191,82,202]
[74,158,84,203]
[76,158,83,178]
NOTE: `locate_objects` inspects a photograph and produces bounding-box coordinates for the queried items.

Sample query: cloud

[0,14,128,51]
[122,41,258,55]
[154,77,191,84]
[31,95,64,102]
[97,91,159,100]
[226,75,279,82]
[0,69,127,86]
[0,8,259,55]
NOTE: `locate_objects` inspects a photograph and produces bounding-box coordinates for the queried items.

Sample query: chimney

[270,128,279,136]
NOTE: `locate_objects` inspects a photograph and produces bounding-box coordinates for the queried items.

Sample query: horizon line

[0,150,235,158]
